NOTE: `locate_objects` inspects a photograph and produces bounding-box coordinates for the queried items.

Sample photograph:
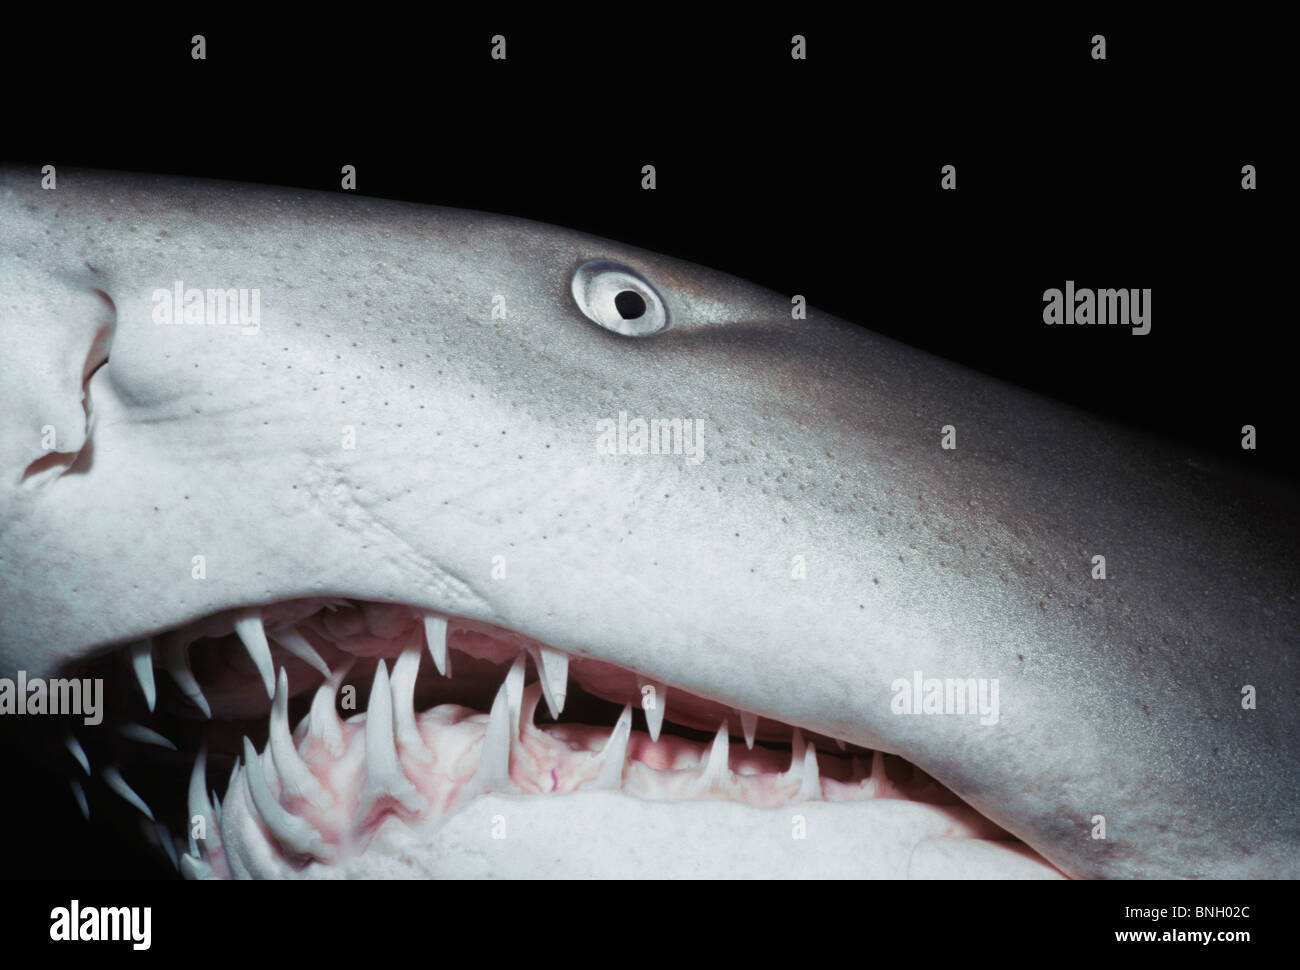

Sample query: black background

[0,8,1290,947]
[1,14,1291,477]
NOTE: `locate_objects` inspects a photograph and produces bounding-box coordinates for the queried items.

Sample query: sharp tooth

[507,681,548,781]
[693,720,732,793]
[707,720,731,773]
[739,710,758,750]
[785,729,820,801]
[526,643,569,718]
[127,639,156,711]
[153,820,180,872]
[187,746,219,857]
[65,734,90,774]
[180,855,212,880]
[422,612,451,677]
[270,627,332,678]
[594,704,633,790]
[638,679,667,742]
[234,608,276,698]
[102,766,154,821]
[306,661,352,756]
[225,832,254,881]
[165,640,211,717]
[864,749,890,797]
[835,738,847,751]
[355,661,424,822]
[118,722,177,750]
[69,779,89,821]
[240,737,332,861]
[796,741,821,802]
[269,669,330,807]
[791,727,807,766]
[465,659,525,797]
[520,681,543,735]
[226,757,242,802]
[504,652,525,738]
[389,631,431,764]
[215,758,240,832]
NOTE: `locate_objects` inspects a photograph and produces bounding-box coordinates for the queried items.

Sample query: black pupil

[614,290,646,319]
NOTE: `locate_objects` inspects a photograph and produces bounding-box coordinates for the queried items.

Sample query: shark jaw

[56,596,1063,879]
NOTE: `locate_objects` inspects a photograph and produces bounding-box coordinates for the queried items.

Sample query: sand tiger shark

[0,168,1295,879]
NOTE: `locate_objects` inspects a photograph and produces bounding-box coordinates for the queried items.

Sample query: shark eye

[571,260,671,337]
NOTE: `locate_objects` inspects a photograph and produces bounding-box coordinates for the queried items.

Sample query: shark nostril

[614,290,646,319]
[17,284,117,488]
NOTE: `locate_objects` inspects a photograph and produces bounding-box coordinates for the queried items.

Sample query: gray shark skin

[0,168,1296,879]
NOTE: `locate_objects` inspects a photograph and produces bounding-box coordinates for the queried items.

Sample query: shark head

[2,169,1296,879]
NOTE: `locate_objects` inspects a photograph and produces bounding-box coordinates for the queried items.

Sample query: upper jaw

[3,434,1088,877]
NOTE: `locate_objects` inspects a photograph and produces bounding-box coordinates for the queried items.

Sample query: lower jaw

[60,597,1065,879]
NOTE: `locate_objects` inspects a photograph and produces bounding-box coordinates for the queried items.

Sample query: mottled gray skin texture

[1,169,1296,878]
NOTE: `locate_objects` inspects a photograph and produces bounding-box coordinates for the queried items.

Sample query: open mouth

[60,597,1062,878]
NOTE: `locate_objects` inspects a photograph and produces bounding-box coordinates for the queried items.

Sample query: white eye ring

[570,260,671,337]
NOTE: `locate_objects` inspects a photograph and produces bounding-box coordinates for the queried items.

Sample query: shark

[0,168,1295,879]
